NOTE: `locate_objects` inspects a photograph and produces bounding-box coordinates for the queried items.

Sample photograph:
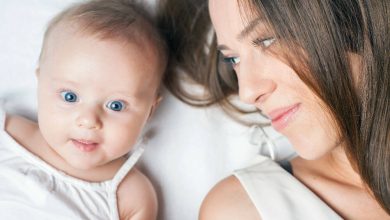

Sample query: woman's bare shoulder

[199,175,261,220]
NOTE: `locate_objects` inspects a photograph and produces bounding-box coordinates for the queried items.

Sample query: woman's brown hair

[157,0,259,122]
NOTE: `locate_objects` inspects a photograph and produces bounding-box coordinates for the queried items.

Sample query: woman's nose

[76,106,102,130]
[236,57,276,105]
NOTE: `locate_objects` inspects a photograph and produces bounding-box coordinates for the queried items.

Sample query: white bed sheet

[0,1,295,219]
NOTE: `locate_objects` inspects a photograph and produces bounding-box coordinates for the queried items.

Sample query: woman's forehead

[209,0,268,43]
[209,0,243,38]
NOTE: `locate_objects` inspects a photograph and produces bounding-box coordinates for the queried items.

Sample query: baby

[0,0,167,219]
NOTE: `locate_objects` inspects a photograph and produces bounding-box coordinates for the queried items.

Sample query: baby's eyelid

[106,100,127,111]
[60,90,78,102]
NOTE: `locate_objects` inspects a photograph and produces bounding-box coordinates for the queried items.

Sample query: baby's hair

[39,0,168,73]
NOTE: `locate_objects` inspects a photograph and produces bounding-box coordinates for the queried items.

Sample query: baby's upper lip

[266,103,300,121]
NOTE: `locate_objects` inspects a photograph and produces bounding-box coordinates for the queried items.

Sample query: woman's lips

[268,103,301,131]
[72,139,98,152]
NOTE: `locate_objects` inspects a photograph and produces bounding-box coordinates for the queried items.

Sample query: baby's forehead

[44,21,161,60]
[42,22,165,82]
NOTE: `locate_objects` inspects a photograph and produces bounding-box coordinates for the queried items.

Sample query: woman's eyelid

[248,22,276,47]
[222,56,241,65]
[229,57,241,64]
[252,36,276,48]
[220,51,241,64]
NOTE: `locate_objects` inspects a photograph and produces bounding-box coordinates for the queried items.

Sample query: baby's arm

[117,167,158,220]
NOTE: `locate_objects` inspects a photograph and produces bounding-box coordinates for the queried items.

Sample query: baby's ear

[147,95,163,120]
[154,95,163,107]
[35,67,40,78]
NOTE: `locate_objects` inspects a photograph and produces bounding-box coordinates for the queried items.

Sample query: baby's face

[36,31,162,170]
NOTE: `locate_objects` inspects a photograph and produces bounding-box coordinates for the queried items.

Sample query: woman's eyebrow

[217,44,230,51]
[237,17,263,40]
[216,18,264,51]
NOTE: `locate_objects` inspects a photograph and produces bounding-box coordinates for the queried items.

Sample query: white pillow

[0,1,295,219]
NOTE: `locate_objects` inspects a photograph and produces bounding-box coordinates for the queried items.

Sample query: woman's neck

[292,146,389,219]
[320,146,364,188]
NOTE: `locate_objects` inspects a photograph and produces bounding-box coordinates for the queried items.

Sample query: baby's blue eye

[106,100,125,112]
[222,57,240,65]
[60,91,78,102]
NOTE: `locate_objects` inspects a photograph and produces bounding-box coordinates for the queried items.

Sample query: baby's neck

[51,153,128,182]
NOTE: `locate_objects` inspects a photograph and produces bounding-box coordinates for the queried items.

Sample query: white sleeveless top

[0,109,144,220]
[234,156,342,220]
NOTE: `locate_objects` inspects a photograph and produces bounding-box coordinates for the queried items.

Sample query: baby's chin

[60,155,99,172]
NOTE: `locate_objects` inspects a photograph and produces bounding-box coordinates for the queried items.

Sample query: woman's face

[209,0,340,160]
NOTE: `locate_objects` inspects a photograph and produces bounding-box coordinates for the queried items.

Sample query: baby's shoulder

[5,115,39,143]
[117,167,158,220]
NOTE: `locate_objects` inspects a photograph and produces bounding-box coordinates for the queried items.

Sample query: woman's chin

[290,142,329,161]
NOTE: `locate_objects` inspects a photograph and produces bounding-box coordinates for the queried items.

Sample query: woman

[159,0,388,218]
[187,0,389,219]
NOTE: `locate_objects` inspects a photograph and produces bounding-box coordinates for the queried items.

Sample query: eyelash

[252,37,276,48]
[220,37,276,67]
[222,56,240,66]
[105,100,127,112]
[57,89,128,112]
[59,89,78,102]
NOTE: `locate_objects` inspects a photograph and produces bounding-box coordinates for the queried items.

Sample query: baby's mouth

[71,139,99,152]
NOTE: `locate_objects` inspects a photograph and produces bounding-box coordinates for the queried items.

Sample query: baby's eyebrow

[50,77,76,84]
[237,17,264,40]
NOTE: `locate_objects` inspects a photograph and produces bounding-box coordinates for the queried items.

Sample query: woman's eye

[252,37,276,48]
[106,100,126,112]
[222,56,241,65]
[60,91,78,102]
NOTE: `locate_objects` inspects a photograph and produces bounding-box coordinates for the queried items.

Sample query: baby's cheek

[106,124,137,144]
